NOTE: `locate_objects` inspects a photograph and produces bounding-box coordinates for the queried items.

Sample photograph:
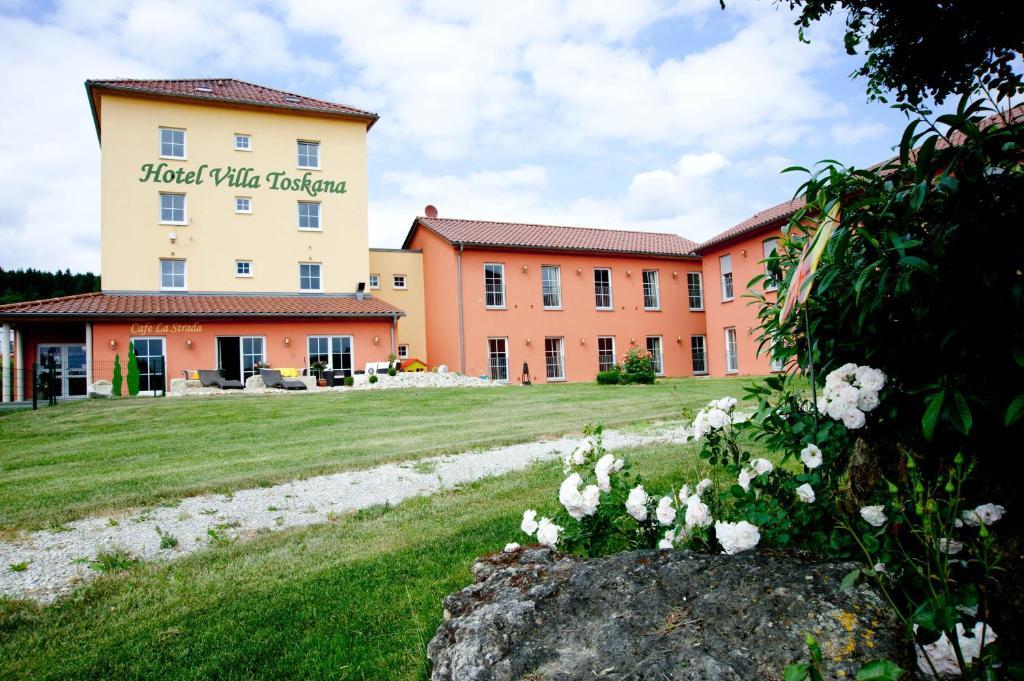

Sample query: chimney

[424,204,438,219]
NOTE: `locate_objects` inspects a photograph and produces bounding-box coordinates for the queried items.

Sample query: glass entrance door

[131,337,166,395]
[37,344,88,398]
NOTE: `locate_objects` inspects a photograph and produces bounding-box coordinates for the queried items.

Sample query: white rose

[816,396,829,413]
[836,383,860,407]
[855,366,886,392]
[559,473,585,519]
[860,505,887,527]
[800,444,823,469]
[716,396,737,411]
[842,406,866,430]
[684,497,713,528]
[715,520,761,555]
[595,454,617,492]
[751,458,774,476]
[738,468,753,492]
[521,509,539,535]
[503,542,521,552]
[705,408,728,430]
[677,483,692,504]
[696,478,714,495]
[625,485,649,522]
[962,503,1005,527]
[656,496,676,526]
[581,485,601,516]
[535,517,562,547]
[857,388,880,412]
[938,538,963,555]
[796,483,816,503]
[826,399,846,420]
[915,622,997,678]
[658,529,676,550]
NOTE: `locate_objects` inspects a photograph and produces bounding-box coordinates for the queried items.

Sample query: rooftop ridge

[419,215,691,240]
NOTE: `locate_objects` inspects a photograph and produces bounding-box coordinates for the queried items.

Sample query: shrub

[596,367,622,385]
[343,376,354,387]
[387,366,397,377]
[126,342,140,396]
[111,353,123,397]
[621,347,656,384]
[368,374,378,384]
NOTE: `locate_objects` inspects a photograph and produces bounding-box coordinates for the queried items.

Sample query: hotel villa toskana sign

[138,163,347,198]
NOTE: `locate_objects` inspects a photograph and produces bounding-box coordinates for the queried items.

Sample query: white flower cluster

[817,363,886,430]
[737,458,774,491]
[625,485,649,521]
[562,435,598,472]
[559,474,601,520]
[521,509,563,548]
[961,503,1005,527]
[915,622,998,678]
[691,396,738,440]
[714,520,761,555]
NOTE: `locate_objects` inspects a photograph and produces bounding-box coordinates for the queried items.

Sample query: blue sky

[0,0,937,274]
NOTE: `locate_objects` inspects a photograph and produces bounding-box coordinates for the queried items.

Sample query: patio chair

[260,368,307,390]
[197,369,244,390]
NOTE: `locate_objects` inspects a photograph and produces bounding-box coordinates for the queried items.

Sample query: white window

[368,274,380,289]
[240,337,265,381]
[544,337,565,381]
[160,193,186,224]
[642,270,660,309]
[646,336,664,375]
[235,197,252,214]
[159,259,186,291]
[597,336,616,372]
[298,201,320,230]
[234,134,251,151]
[297,140,320,169]
[392,274,407,289]
[691,336,707,375]
[763,238,780,291]
[299,263,322,292]
[594,268,613,309]
[159,127,185,159]
[725,327,738,373]
[687,272,704,311]
[720,254,734,301]
[541,265,561,309]
[484,263,505,308]
[308,336,353,375]
[488,338,509,381]
[235,260,252,278]
[397,344,409,360]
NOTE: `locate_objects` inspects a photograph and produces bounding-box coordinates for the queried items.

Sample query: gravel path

[0,422,690,604]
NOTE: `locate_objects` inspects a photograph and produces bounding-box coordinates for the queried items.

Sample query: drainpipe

[456,242,466,374]
[1,323,9,403]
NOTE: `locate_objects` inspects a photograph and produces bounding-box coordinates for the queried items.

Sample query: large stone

[88,380,112,398]
[168,378,187,395]
[245,375,265,390]
[427,547,906,681]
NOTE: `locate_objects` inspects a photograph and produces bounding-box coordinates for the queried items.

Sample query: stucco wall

[408,228,461,370]
[367,249,427,362]
[98,94,370,294]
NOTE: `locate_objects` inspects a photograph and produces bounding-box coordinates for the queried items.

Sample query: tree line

[0,267,100,305]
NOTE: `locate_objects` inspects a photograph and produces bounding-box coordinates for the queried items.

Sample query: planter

[317,379,327,387]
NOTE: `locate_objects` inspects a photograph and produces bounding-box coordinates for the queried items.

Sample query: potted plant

[310,360,328,387]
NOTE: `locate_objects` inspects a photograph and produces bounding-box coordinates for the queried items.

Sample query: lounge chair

[197,369,244,390]
[260,368,307,390]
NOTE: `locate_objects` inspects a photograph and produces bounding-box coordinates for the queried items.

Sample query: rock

[437,364,449,373]
[427,548,906,681]
[245,375,265,390]
[168,378,187,395]
[296,376,317,389]
[88,380,112,398]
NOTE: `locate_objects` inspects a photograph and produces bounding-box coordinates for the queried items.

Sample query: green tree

[126,343,140,397]
[111,354,123,398]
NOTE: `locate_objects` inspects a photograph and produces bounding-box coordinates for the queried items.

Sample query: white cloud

[830,120,890,145]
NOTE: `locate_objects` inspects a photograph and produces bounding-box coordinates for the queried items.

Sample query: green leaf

[785,663,810,681]
[898,255,935,277]
[1006,393,1024,426]
[922,391,945,441]
[950,391,973,435]
[839,568,860,591]
[856,659,904,681]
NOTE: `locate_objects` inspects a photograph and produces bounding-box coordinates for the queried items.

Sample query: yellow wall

[368,249,427,362]
[99,94,370,293]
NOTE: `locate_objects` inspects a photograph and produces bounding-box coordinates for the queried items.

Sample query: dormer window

[194,85,213,93]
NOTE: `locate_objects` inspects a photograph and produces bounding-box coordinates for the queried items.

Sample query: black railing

[16,358,168,409]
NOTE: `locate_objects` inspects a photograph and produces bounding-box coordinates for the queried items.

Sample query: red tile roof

[86,78,379,137]
[694,105,1024,254]
[406,217,699,258]
[0,292,404,320]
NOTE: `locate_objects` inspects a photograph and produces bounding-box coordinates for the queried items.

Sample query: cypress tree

[126,342,140,396]
[112,354,123,397]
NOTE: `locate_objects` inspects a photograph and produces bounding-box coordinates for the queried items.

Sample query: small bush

[9,561,28,572]
[596,367,622,385]
[343,376,354,387]
[369,374,379,384]
[387,367,397,377]
[89,549,139,573]
[621,347,656,384]
[155,526,178,550]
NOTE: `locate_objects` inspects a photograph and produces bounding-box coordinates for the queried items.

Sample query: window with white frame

[720,254,734,301]
[544,337,565,380]
[488,338,509,381]
[642,269,660,309]
[241,337,265,380]
[541,265,561,308]
[646,336,664,375]
[725,327,738,373]
[368,274,380,289]
[235,260,252,277]
[763,238,781,291]
[392,274,407,289]
[298,201,320,230]
[597,336,616,372]
[235,196,252,214]
[159,259,186,290]
[594,268,613,309]
[234,134,251,151]
[297,140,320,169]
[691,335,707,374]
[308,336,353,375]
[397,344,409,360]
[159,127,185,159]
[484,263,505,308]
[299,263,321,292]
[160,193,186,224]
[687,272,704,310]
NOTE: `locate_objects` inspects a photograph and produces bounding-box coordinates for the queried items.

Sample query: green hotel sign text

[138,162,346,198]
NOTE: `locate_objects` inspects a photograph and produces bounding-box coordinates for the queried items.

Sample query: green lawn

[0,441,730,681]
[0,378,757,533]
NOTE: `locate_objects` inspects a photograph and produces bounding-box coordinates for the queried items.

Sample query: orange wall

[700,226,782,377]
[91,317,395,382]
[411,226,707,382]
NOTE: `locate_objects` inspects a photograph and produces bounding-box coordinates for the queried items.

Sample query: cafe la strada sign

[129,323,203,334]
[138,162,346,198]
